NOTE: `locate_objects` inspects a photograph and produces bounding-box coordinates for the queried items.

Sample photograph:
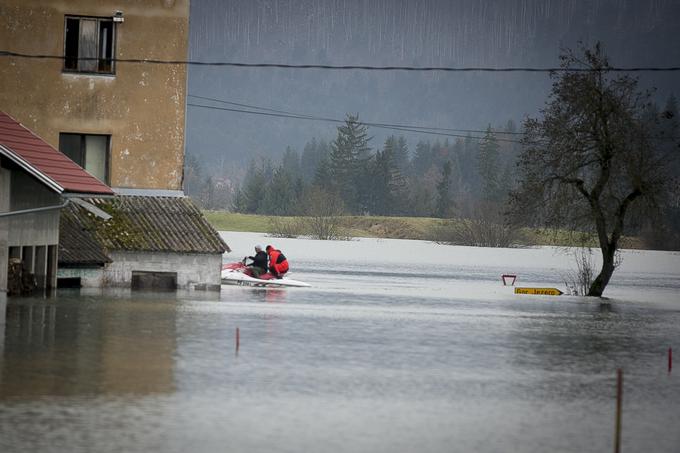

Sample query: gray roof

[59,196,229,265]
[59,203,112,266]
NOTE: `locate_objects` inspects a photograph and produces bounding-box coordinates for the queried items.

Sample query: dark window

[64,16,115,74]
[59,133,110,184]
[57,278,82,289]
[131,271,178,291]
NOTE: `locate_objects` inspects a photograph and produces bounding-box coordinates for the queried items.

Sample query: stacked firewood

[7,258,35,295]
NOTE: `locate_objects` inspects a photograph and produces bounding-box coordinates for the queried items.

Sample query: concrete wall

[8,171,61,246]
[57,267,105,288]
[1,164,61,290]
[0,0,189,190]
[105,251,222,290]
[0,167,9,293]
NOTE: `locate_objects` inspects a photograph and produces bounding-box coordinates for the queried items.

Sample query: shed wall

[57,267,105,288]
[105,251,222,290]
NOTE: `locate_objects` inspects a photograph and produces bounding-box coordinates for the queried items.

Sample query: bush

[563,248,595,295]
[303,190,351,240]
[268,216,304,238]
[430,202,523,247]
[267,190,352,240]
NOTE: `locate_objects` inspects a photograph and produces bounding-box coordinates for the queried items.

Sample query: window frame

[58,132,111,185]
[63,15,117,75]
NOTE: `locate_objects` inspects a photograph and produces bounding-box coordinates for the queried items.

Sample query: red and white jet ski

[221,261,311,288]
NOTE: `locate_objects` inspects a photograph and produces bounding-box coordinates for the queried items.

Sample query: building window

[64,16,115,74]
[59,133,110,184]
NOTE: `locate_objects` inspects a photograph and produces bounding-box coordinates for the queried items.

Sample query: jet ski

[221,261,311,288]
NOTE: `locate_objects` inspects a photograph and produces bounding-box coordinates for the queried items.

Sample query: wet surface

[1,235,679,452]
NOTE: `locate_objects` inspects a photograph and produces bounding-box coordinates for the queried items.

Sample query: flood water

[1,232,679,453]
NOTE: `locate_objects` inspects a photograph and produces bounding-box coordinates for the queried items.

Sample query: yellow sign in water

[514,287,564,296]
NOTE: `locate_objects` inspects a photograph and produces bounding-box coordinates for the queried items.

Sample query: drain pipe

[0,199,70,218]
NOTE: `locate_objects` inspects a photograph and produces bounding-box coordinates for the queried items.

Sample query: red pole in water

[236,327,240,352]
[614,369,623,453]
[669,348,673,373]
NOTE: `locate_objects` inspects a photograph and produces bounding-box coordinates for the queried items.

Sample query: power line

[187,101,525,143]
[189,99,679,143]
[188,94,525,135]
[2,51,680,72]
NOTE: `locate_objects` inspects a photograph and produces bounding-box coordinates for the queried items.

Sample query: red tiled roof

[0,111,114,195]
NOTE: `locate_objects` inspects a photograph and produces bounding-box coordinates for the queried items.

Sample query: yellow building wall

[0,0,189,190]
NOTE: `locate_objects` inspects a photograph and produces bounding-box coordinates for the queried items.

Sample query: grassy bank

[203,211,641,248]
[203,211,433,239]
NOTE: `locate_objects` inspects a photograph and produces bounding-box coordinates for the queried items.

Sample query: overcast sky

[186,0,680,169]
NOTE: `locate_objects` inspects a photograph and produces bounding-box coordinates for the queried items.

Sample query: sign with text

[514,287,563,296]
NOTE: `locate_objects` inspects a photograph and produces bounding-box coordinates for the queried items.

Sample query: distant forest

[185,114,521,217]
[185,91,679,249]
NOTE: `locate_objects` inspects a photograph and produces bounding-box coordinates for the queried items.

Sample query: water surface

[1,234,679,452]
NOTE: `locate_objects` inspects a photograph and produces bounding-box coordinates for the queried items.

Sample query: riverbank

[203,211,645,248]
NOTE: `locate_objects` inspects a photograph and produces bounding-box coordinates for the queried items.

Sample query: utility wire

[190,94,680,143]
[188,101,679,143]
[187,102,525,143]
[2,51,680,72]
[188,94,525,135]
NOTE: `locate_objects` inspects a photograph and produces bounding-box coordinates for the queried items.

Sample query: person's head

[254,245,263,252]
[266,245,273,252]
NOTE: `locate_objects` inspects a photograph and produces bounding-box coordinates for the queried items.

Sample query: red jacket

[267,248,289,275]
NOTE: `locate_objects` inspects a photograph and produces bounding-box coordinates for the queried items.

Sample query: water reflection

[0,236,679,453]
[0,296,178,398]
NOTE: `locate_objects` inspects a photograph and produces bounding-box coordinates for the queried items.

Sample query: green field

[202,210,641,248]
[203,211,433,238]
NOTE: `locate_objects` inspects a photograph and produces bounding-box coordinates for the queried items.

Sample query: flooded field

[1,233,679,452]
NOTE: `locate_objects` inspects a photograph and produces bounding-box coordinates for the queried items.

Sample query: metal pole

[614,368,623,453]
[0,199,69,217]
[236,327,240,353]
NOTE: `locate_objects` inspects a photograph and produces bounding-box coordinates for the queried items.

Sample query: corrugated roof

[59,203,112,266]
[59,196,229,264]
[0,111,114,195]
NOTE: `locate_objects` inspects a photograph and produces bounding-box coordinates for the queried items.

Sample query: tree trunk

[588,190,641,297]
[588,244,616,297]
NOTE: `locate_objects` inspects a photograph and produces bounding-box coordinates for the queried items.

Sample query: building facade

[0,111,114,298]
[1,0,230,292]
[0,0,189,191]
[58,196,227,291]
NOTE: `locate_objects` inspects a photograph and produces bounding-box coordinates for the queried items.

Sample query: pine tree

[300,138,319,182]
[370,140,409,215]
[240,160,267,213]
[281,146,301,179]
[477,126,502,202]
[313,156,333,192]
[433,160,453,218]
[329,113,372,213]
[394,136,410,173]
[411,140,432,176]
[261,165,296,215]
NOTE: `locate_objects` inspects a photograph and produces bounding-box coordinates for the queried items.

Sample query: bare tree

[303,188,349,240]
[511,43,678,297]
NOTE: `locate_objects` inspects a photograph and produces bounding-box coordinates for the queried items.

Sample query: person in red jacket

[266,245,289,278]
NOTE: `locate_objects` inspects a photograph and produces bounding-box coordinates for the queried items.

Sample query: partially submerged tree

[511,43,678,297]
